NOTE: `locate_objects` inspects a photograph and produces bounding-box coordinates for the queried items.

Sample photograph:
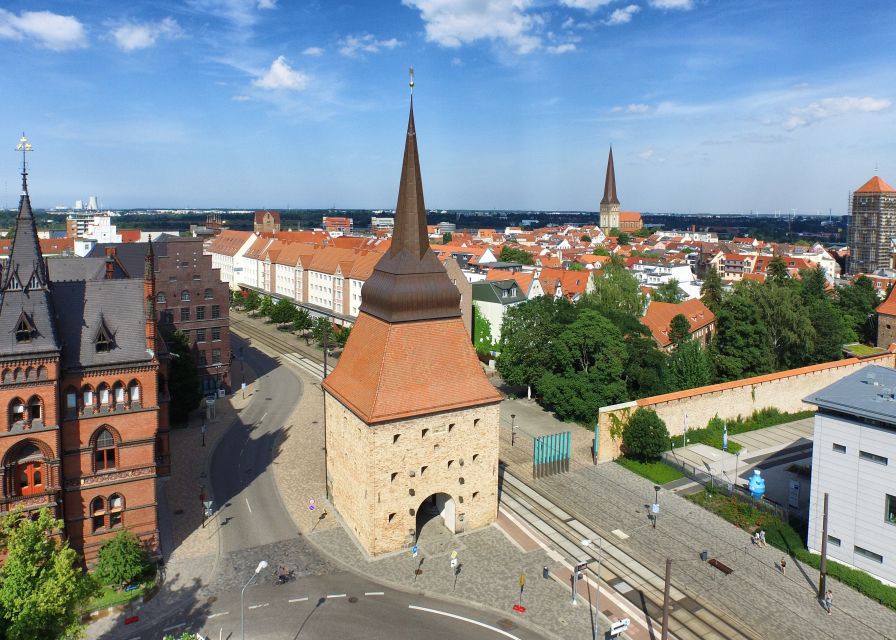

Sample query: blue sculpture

[748,469,765,500]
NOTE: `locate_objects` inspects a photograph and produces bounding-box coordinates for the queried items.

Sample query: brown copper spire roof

[358,96,461,323]
[600,146,620,205]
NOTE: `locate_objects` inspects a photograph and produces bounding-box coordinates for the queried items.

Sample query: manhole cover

[348,596,358,603]
[496,619,517,631]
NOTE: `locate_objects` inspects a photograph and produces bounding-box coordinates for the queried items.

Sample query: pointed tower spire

[4,134,48,292]
[600,146,620,205]
[358,73,461,323]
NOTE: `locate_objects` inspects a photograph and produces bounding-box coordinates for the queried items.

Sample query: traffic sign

[610,618,630,636]
[519,574,525,590]
[309,498,316,512]
[450,557,458,569]
[412,545,418,558]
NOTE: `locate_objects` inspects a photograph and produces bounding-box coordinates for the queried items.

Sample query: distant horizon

[2,1,893,215]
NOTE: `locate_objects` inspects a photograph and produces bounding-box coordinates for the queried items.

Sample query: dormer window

[7,274,22,291]
[95,322,114,353]
[14,314,34,343]
[28,273,41,290]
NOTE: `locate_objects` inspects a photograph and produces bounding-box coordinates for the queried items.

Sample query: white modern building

[804,365,896,586]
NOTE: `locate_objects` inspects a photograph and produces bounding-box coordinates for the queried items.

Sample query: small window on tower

[95,322,114,353]
[14,314,33,343]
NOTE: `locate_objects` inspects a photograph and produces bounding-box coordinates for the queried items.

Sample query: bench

[708,558,734,575]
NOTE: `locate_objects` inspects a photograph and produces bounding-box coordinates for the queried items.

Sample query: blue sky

[1,0,894,214]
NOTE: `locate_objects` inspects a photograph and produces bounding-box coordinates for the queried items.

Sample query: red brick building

[0,166,168,562]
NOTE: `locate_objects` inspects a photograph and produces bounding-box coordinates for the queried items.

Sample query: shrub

[94,531,152,588]
[622,408,669,461]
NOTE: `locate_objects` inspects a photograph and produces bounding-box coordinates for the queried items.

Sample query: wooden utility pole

[661,559,672,640]
[818,492,829,598]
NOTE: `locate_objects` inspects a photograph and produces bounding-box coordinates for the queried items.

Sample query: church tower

[322,82,503,556]
[599,147,621,230]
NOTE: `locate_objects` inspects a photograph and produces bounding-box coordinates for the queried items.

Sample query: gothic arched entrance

[415,492,455,541]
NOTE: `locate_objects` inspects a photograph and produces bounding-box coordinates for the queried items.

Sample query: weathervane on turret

[409,67,414,95]
[15,133,32,194]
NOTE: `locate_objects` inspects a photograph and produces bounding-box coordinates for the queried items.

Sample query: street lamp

[652,485,661,529]
[582,538,602,640]
[241,560,268,640]
[511,414,517,446]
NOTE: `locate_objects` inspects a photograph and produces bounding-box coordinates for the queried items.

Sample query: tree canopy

[269,298,299,325]
[622,408,669,461]
[498,246,534,265]
[586,258,644,317]
[94,530,152,588]
[164,329,202,424]
[653,279,684,303]
[700,267,724,314]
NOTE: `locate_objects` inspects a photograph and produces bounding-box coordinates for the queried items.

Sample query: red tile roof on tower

[641,299,716,348]
[855,176,896,193]
[254,210,280,224]
[876,285,896,316]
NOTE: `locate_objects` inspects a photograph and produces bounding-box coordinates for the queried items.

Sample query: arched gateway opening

[415,492,455,542]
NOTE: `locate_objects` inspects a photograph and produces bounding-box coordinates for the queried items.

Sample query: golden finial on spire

[409,67,415,95]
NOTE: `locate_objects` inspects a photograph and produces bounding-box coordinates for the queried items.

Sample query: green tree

[666,339,714,391]
[713,288,774,381]
[164,329,202,424]
[244,290,261,312]
[621,408,670,461]
[291,308,312,337]
[258,295,274,318]
[767,257,790,285]
[587,258,644,316]
[668,313,690,346]
[799,265,828,302]
[617,232,631,245]
[269,298,298,325]
[472,305,496,355]
[615,311,668,399]
[580,235,592,243]
[592,247,609,256]
[230,290,244,308]
[744,282,814,369]
[498,246,534,265]
[536,311,628,422]
[334,325,352,348]
[568,262,584,271]
[634,226,652,238]
[0,509,97,640]
[442,232,453,244]
[311,317,335,347]
[806,298,849,363]
[497,297,576,396]
[837,276,879,343]
[94,531,151,588]
[653,279,683,303]
[700,267,724,314]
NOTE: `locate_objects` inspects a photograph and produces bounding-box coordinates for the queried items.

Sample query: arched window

[109,493,124,528]
[64,386,78,418]
[27,395,42,423]
[97,383,111,407]
[156,292,167,304]
[94,429,116,471]
[113,382,126,407]
[8,397,25,428]
[36,366,47,381]
[204,288,213,300]
[181,290,190,302]
[13,368,23,382]
[25,367,34,381]
[128,380,141,404]
[14,443,44,497]
[82,385,95,412]
[2,369,11,384]
[91,497,105,532]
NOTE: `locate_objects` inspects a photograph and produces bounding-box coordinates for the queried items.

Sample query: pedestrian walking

[752,531,760,546]
[824,589,833,616]
[780,557,787,576]
[759,529,766,547]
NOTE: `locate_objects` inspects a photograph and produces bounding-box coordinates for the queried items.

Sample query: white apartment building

[804,365,896,586]
[207,230,255,290]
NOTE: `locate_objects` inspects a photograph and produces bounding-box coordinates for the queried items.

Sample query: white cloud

[638,149,655,160]
[252,56,310,90]
[111,17,183,52]
[450,56,463,66]
[546,43,576,54]
[560,0,614,10]
[612,103,651,113]
[232,94,250,101]
[648,0,694,9]
[302,46,324,56]
[0,9,86,50]
[257,0,277,8]
[402,0,541,54]
[338,33,401,58]
[606,4,640,25]
[783,96,891,130]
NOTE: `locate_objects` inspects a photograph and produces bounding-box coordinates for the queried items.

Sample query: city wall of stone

[596,353,896,461]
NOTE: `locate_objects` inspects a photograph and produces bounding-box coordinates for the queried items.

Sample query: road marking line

[364,591,384,596]
[245,498,252,513]
[208,612,229,619]
[162,623,185,632]
[289,597,309,603]
[326,594,346,599]
[259,412,268,423]
[408,606,522,639]
[247,603,269,610]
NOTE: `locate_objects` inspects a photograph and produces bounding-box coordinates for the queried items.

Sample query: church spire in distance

[358,70,462,323]
[601,146,620,206]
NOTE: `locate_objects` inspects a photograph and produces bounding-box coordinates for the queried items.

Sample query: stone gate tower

[322,92,503,556]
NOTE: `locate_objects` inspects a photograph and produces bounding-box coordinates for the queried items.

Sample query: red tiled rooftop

[855,176,895,193]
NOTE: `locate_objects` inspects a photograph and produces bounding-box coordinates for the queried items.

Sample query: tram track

[230,316,327,380]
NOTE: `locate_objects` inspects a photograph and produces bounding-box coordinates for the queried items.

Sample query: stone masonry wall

[326,392,501,557]
[596,353,896,461]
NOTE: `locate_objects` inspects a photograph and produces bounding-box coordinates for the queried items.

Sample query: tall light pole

[511,413,516,446]
[652,485,661,529]
[582,538,601,640]
[241,560,268,640]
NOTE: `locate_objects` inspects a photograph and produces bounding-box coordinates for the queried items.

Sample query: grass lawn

[669,408,814,453]
[688,488,896,611]
[843,343,886,357]
[84,581,153,612]
[615,457,684,485]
